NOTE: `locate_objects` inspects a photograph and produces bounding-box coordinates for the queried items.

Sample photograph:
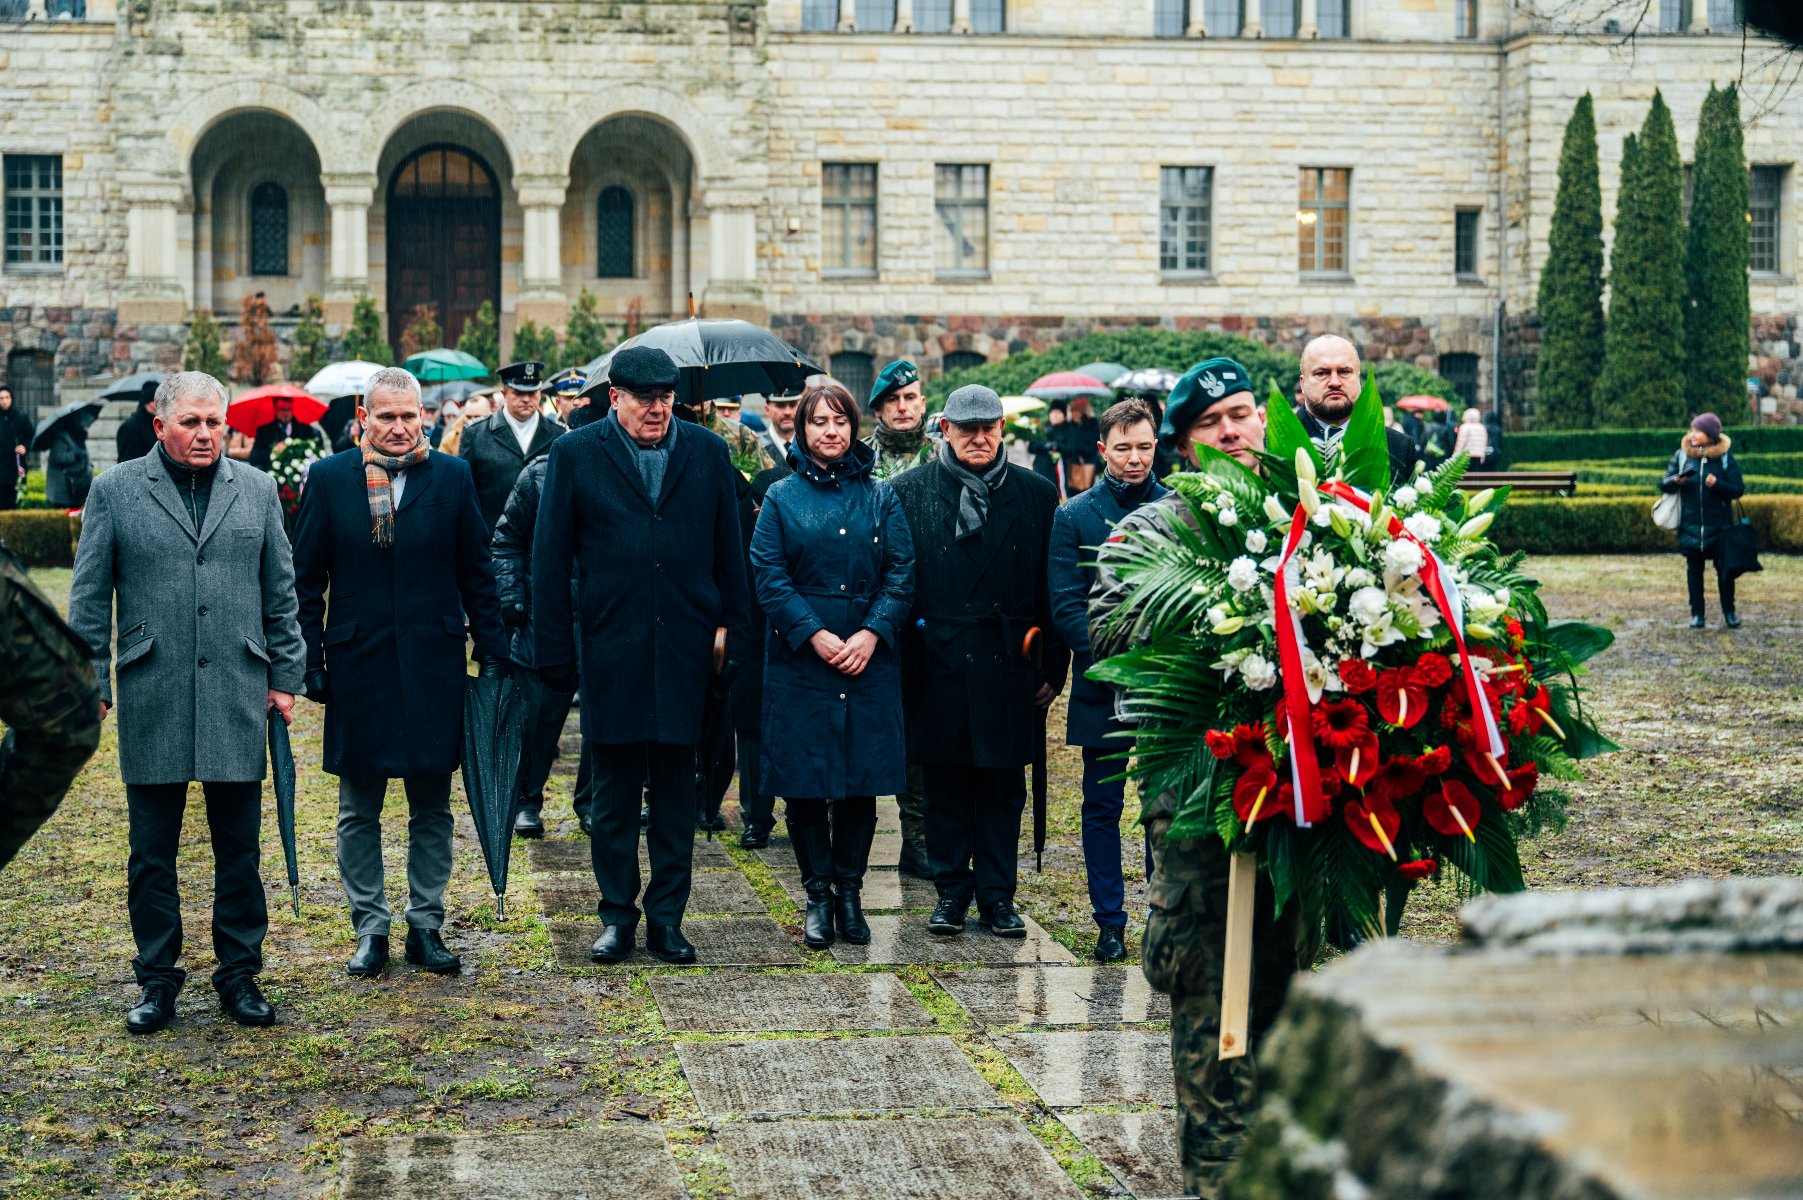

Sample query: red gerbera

[1496,763,1539,811]
[1334,731,1381,788]
[1414,652,1453,688]
[1311,700,1371,749]
[1423,781,1482,842]
[1344,793,1401,860]
[1231,763,1284,827]
[1375,667,1428,729]
[1338,659,1377,694]
[1230,722,1269,767]
[1398,858,1439,881]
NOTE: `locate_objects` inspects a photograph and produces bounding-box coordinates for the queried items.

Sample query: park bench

[1458,470,1579,496]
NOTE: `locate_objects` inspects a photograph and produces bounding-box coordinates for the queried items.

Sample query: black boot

[790,820,836,950]
[832,814,877,946]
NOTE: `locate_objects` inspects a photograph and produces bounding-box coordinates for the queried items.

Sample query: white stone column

[1186,1,1206,37]
[837,0,856,31]
[119,179,187,324]
[1241,0,1262,37]
[322,174,375,329]
[1687,1,1709,32]
[1298,0,1319,38]
[951,0,971,34]
[895,0,913,32]
[671,180,692,319]
[516,175,570,330]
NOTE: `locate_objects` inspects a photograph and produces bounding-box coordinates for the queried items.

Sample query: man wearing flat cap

[460,359,567,530]
[891,384,1067,939]
[533,345,755,964]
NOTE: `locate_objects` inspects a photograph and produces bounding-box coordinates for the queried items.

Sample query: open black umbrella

[267,709,301,917]
[97,371,165,402]
[582,318,820,406]
[462,665,526,920]
[423,380,485,408]
[29,398,103,454]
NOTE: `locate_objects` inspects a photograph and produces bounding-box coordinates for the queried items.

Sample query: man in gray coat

[68,371,306,1035]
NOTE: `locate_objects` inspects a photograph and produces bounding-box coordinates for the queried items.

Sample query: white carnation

[1394,485,1419,509]
[1240,653,1277,691]
[1348,586,1389,625]
[1243,528,1268,554]
[1227,556,1260,593]
[1217,507,1239,527]
[1343,567,1375,589]
[1206,606,1227,627]
[1403,513,1443,543]
[1383,538,1424,577]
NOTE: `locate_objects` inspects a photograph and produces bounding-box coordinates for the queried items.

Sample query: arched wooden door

[386,145,500,352]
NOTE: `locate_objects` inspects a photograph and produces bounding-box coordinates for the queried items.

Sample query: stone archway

[187,109,327,318]
[565,114,698,324]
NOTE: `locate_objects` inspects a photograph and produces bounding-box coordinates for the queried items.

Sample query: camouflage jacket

[864,428,936,482]
[709,416,775,479]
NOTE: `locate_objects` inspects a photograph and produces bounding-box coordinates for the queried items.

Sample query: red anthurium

[1496,763,1539,811]
[1205,729,1237,760]
[1414,652,1453,689]
[1423,781,1482,842]
[1231,763,1283,827]
[1231,722,1269,767]
[1525,685,1566,740]
[1461,738,1512,790]
[1333,731,1381,788]
[1365,756,1427,806]
[1311,700,1371,749]
[1374,668,1428,729]
[1344,793,1401,860]
[1397,858,1439,881]
[1338,659,1377,694]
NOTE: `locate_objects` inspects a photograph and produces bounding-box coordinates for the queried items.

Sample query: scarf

[939,442,1007,541]
[1102,470,1156,510]
[361,431,431,548]
[873,419,927,461]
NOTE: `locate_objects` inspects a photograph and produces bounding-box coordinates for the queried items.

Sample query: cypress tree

[341,295,394,366]
[1597,91,1688,427]
[1534,94,1606,429]
[1685,84,1751,414]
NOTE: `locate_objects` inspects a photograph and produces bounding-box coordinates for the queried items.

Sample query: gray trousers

[336,774,453,936]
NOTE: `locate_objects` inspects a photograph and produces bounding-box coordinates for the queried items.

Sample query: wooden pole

[1218,850,1258,1060]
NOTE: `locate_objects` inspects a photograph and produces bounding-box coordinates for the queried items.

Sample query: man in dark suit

[1047,396,1168,965]
[460,360,565,530]
[533,346,754,965]
[891,384,1068,940]
[247,396,327,471]
[1294,335,1420,488]
[292,367,509,979]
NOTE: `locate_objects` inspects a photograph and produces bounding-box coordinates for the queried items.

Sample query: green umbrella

[402,348,491,384]
[1074,361,1130,386]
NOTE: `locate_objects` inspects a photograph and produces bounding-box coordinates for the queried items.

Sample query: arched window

[942,350,986,375]
[249,181,289,276]
[597,186,635,278]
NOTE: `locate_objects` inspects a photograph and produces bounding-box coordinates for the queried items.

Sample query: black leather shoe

[219,978,276,1027]
[590,924,636,963]
[928,895,968,936]
[513,804,545,839]
[980,901,1028,939]
[577,807,594,837]
[646,924,697,963]
[1094,926,1128,963]
[404,927,462,975]
[346,934,389,978]
[1725,611,1741,628]
[1690,614,1706,629]
[125,982,178,1034]
[739,824,772,850]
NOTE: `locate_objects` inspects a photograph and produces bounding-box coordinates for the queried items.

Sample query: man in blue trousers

[1047,397,1167,963]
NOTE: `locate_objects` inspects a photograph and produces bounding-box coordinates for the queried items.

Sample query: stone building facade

[1,0,1799,424]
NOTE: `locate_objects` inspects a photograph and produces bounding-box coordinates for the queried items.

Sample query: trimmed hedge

[0,509,80,566]
[1507,426,1803,463]
[1492,494,1803,554]
[1538,462,1803,496]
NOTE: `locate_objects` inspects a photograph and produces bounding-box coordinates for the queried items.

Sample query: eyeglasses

[617,389,676,409]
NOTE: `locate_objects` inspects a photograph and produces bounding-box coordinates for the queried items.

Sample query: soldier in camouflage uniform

[0,539,102,871]
[1088,359,1314,1198]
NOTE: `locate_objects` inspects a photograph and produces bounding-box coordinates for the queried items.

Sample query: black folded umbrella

[267,709,301,917]
[462,666,526,920]
[29,399,103,454]
[581,317,820,406]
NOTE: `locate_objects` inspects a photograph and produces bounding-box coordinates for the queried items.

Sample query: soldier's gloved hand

[538,663,579,694]
[501,603,529,629]
[303,668,331,705]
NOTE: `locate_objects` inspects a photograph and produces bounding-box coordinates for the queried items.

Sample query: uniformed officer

[546,367,589,427]
[459,359,566,530]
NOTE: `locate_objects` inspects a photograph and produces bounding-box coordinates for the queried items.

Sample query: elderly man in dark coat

[533,346,754,965]
[460,360,565,530]
[292,367,509,980]
[1048,397,1169,965]
[68,370,306,1034]
[891,384,1068,939]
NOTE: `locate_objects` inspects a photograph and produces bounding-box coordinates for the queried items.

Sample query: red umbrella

[227,383,329,435]
[1024,371,1114,401]
[1396,394,1452,413]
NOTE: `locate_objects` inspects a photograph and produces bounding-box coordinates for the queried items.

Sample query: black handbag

[1720,500,1763,580]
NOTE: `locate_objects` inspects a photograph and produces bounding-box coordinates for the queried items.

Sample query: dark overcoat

[460,410,565,530]
[731,462,792,732]
[532,414,754,746]
[751,441,914,798]
[890,457,1069,770]
[114,407,157,464]
[1048,476,1170,748]
[1661,435,1745,553]
[490,454,548,668]
[291,448,509,778]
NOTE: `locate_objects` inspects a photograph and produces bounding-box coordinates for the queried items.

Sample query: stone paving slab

[936,966,1170,1027]
[548,918,803,969]
[991,1030,1178,1107]
[1058,1111,1190,1200]
[715,1116,1089,1199]
[650,971,933,1032]
[536,871,765,917]
[753,831,904,872]
[769,869,939,912]
[525,837,734,873]
[676,1035,1001,1115]
[828,915,1077,966]
[338,1127,685,1199]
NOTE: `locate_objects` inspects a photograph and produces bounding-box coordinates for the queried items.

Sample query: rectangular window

[1455,0,1478,37]
[1439,353,1480,408]
[1659,0,1690,30]
[1298,167,1350,276]
[821,163,878,276]
[1261,0,1298,37]
[914,0,952,31]
[801,0,837,31]
[935,164,989,276]
[1707,0,1740,31]
[1204,0,1241,34]
[855,0,895,29]
[1155,0,1188,37]
[1750,165,1783,274]
[3,154,62,270]
[970,0,1004,32]
[1454,208,1480,278]
[1159,167,1213,274]
[1318,0,1349,38]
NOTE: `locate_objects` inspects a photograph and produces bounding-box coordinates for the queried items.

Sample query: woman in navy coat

[751,381,914,949]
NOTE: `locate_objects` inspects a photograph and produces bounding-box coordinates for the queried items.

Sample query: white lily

[1263,494,1291,525]
[1466,488,1496,513]
[1294,447,1317,486]
[1459,511,1495,538]
[1359,612,1405,657]
[1297,477,1321,517]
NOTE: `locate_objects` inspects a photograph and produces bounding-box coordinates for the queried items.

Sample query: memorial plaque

[829,915,1077,966]
[526,838,732,874]
[548,918,803,969]
[716,1116,1088,1200]
[770,869,936,912]
[339,1128,684,1200]
[677,1035,1000,1115]
[937,966,1170,1027]
[991,1030,1177,1107]
[537,873,763,917]
[754,832,903,873]
[650,972,932,1033]
[1058,1111,1188,1200]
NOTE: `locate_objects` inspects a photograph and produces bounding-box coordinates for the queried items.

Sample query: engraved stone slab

[537,872,764,917]
[829,915,1077,966]
[676,1035,1000,1115]
[769,869,937,912]
[991,1030,1178,1107]
[548,918,803,969]
[526,838,733,874]
[715,1116,1089,1200]
[937,967,1170,1027]
[339,1127,684,1200]
[1058,1111,1189,1200]
[650,972,933,1033]
[753,831,904,872]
